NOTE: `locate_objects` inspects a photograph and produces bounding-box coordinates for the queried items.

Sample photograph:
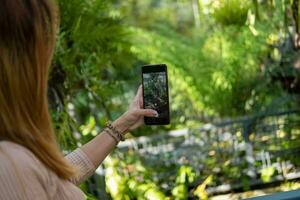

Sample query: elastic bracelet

[106,122,125,141]
[104,129,119,145]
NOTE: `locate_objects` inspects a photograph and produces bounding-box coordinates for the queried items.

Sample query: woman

[0,0,157,199]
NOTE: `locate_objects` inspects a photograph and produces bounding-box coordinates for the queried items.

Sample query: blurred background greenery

[50,0,300,199]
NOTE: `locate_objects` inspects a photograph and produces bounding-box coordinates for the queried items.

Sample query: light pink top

[0,141,96,200]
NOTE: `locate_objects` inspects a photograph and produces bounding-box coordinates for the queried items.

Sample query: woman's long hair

[0,0,76,179]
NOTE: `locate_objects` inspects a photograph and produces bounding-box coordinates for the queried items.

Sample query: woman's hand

[81,85,156,168]
[112,85,158,134]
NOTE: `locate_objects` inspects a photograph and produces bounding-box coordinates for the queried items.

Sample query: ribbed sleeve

[0,141,87,200]
[66,148,96,186]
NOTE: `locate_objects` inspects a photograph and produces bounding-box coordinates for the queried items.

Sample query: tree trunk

[292,0,300,34]
[253,0,260,21]
[292,0,300,48]
[192,0,201,28]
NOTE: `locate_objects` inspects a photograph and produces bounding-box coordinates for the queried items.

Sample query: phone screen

[142,64,170,125]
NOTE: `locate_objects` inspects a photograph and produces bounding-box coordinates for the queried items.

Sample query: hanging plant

[213,0,251,26]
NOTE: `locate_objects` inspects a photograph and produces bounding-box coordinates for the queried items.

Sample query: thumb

[135,109,158,117]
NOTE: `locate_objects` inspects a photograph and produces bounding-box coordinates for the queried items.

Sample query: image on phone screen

[142,64,170,125]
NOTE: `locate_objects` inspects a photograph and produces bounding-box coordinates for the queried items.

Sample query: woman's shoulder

[0,140,52,180]
[0,141,59,199]
[0,141,86,199]
[0,141,41,166]
[0,140,33,154]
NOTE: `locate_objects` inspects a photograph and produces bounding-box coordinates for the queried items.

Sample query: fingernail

[153,111,159,117]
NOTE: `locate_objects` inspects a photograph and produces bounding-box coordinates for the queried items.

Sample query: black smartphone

[142,64,170,125]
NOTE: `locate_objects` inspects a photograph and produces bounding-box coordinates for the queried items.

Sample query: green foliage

[130,23,281,118]
[213,0,251,26]
[261,166,276,183]
[52,0,299,139]
[105,154,199,200]
[51,0,300,199]
[193,175,213,200]
[104,155,167,200]
[51,0,140,148]
[172,166,196,200]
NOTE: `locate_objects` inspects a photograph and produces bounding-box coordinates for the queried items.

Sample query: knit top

[0,141,96,200]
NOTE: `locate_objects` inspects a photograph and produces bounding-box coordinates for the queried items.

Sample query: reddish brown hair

[0,0,76,179]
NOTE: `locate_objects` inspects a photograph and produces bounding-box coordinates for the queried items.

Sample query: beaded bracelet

[104,129,119,145]
[106,122,125,141]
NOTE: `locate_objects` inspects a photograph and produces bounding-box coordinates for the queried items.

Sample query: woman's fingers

[132,85,144,108]
[138,85,144,108]
[134,85,142,101]
[135,109,158,117]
